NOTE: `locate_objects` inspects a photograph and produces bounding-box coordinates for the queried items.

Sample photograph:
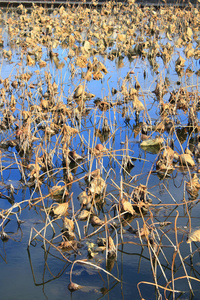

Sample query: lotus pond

[0,2,200,299]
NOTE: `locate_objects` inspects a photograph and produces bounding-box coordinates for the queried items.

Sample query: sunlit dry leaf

[93,71,103,80]
[175,56,185,67]
[186,173,200,198]
[117,34,126,42]
[74,85,84,98]
[69,34,75,47]
[52,202,69,217]
[78,210,90,221]
[10,94,16,111]
[186,229,200,243]
[186,27,193,38]
[121,198,135,215]
[87,241,98,258]
[89,175,106,195]
[11,80,18,89]
[98,61,108,74]
[133,95,144,111]
[27,54,35,66]
[82,40,91,53]
[85,70,92,81]
[39,60,47,68]
[40,99,49,110]
[58,240,77,251]
[130,226,150,239]
[3,49,12,59]
[140,137,164,148]
[50,185,68,198]
[77,191,91,206]
[179,153,195,167]
[63,217,75,231]
[75,56,87,68]
[107,236,116,258]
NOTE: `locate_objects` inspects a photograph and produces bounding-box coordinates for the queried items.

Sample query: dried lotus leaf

[117,34,126,42]
[85,70,92,81]
[186,173,200,197]
[27,54,35,66]
[53,202,69,217]
[78,210,90,220]
[185,48,194,59]
[90,215,104,226]
[62,125,79,136]
[69,34,75,47]
[175,56,185,67]
[108,236,116,258]
[141,137,164,148]
[58,240,77,250]
[82,40,91,53]
[98,61,108,74]
[77,191,91,205]
[89,176,106,195]
[175,37,183,48]
[50,185,67,197]
[10,94,16,110]
[179,154,195,167]
[75,56,87,68]
[93,71,103,80]
[68,282,83,292]
[186,229,200,243]
[39,60,47,68]
[133,96,144,111]
[63,217,74,231]
[121,198,135,215]
[186,27,193,38]
[74,85,84,98]
[40,99,49,109]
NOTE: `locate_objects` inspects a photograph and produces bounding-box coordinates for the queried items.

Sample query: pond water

[0,2,200,300]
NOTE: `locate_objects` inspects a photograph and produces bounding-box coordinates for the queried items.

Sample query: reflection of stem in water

[138,247,144,273]
[0,241,7,263]
[119,243,124,300]
[27,247,70,286]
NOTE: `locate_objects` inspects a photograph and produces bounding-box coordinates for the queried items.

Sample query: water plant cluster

[0,1,200,299]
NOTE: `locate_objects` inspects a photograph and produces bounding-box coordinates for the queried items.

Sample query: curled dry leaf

[175,56,185,67]
[97,237,106,246]
[90,215,104,226]
[77,191,91,206]
[179,153,195,167]
[52,202,69,217]
[39,60,47,68]
[89,175,106,195]
[132,96,144,112]
[107,236,116,259]
[50,185,68,197]
[140,137,164,148]
[186,229,200,243]
[78,209,90,220]
[121,198,135,215]
[186,173,200,198]
[74,85,84,98]
[68,281,83,292]
[122,154,135,171]
[58,240,77,251]
[129,226,150,240]
[63,217,74,232]
[163,146,179,162]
